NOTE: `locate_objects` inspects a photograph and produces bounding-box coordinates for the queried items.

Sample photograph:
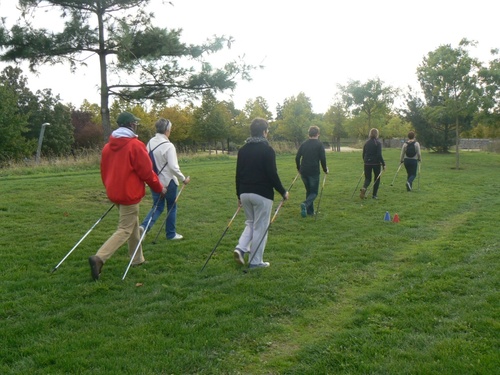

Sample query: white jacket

[147,133,186,187]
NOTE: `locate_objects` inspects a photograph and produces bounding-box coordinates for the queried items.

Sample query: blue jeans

[301,174,320,215]
[141,180,178,239]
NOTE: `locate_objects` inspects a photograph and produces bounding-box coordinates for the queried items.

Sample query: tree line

[0,1,499,169]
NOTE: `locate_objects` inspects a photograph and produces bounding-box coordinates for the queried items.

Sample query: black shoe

[88,255,103,281]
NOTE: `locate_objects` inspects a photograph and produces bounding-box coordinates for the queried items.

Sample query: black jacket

[362,138,385,166]
[295,138,328,176]
[236,138,286,200]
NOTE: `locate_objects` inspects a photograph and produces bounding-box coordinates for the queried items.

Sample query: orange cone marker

[393,213,400,223]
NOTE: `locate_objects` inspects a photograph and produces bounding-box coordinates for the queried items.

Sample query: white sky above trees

[0,0,498,115]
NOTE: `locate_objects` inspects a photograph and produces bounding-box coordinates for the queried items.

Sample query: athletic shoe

[249,262,270,269]
[300,203,307,218]
[372,196,378,199]
[132,260,148,267]
[406,181,412,191]
[168,233,184,240]
[88,255,103,281]
[233,249,245,265]
[360,187,366,199]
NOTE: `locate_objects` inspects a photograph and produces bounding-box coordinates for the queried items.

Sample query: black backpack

[148,141,168,174]
[405,141,417,157]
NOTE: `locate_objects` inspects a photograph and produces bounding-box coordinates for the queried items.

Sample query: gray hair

[155,118,172,134]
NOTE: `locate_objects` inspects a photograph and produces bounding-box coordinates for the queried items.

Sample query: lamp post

[35,123,50,164]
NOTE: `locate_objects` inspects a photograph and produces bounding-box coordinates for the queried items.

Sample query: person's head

[250,118,269,137]
[408,131,415,140]
[308,126,320,138]
[117,111,140,132]
[155,118,172,134]
[369,128,379,139]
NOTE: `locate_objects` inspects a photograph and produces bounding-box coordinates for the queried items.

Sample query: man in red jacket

[88,112,166,281]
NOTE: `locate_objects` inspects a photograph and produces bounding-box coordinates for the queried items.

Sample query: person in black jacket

[295,126,328,217]
[233,118,289,269]
[360,128,385,199]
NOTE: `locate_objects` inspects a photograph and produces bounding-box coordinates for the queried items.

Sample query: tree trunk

[97,9,111,142]
[455,117,460,169]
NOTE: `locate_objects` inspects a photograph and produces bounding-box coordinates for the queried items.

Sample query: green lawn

[1,149,499,374]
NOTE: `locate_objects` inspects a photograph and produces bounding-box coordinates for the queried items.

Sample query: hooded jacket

[101,128,163,205]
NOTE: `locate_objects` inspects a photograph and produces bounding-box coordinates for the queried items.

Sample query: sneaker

[300,203,307,218]
[406,181,412,191]
[372,195,378,200]
[360,187,366,199]
[249,262,270,269]
[233,249,245,265]
[168,233,184,240]
[88,255,103,281]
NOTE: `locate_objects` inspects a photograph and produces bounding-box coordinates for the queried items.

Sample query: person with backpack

[400,130,421,191]
[140,118,190,240]
[360,128,385,199]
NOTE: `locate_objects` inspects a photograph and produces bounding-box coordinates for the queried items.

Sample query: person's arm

[400,143,406,163]
[319,144,328,173]
[134,141,164,194]
[416,142,422,162]
[164,144,187,183]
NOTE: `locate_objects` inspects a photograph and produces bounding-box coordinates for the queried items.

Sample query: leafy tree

[277,92,313,146]
[338,78,397,137]
[478,49,500,133]
[416,39,483,168]
[31,89,74,157]
[324,101,348,151]
[72,110,103,149]
[192,91,230,153]
[0,0,255,140]
[155,104,195,148]
[0,83,34,161]
[242,97,273,121]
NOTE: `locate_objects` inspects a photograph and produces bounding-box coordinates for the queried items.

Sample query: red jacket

[101,135,163,205]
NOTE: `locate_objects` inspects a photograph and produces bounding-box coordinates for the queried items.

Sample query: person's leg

[304,174,319,215]
[96,203,139,263]
[235,193,254,255]
[248,193,272,266]
[360,164,371,198]
[125,204,146,265]
[140,190,165,232]
[165,180,178,239]
[407,159,418,187]
[372,165,382,197]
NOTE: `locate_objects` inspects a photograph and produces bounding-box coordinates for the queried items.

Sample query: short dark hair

[308,126,320,137]
[250,118,269,137]
[408,131,415,140]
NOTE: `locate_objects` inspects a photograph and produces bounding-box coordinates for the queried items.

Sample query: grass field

[1,149,499,374]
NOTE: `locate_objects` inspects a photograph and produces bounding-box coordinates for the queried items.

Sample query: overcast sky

[1,0,499,115]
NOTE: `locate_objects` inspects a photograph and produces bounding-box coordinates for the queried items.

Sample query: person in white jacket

[140,118,191,240]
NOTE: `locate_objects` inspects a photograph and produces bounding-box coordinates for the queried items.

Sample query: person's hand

[238,199,242,207]
[283,191,289,200]
[160,186,167,199]
[183,176,191,185]
[382,165,386,171]
[325,167,329,174]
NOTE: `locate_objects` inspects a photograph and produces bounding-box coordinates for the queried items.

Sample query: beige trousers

[96,203,145,265]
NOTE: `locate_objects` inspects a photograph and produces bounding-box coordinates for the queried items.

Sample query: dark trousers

[301,174,320,215]
[363,164,382,197]
[404,158,418,186]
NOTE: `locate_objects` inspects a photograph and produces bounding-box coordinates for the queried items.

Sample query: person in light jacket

[140,118,190,240]
[399,130,421,191]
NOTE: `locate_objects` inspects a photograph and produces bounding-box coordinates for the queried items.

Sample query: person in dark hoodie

[233,118,289,269]
[88,112,166,281]
[295,125,328,217]
[360,128,385,199]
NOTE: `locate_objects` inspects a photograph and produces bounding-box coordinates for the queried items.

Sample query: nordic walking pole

[351,170,364,198]
[390,163,403,186]
[152,180,188,244]
[418,162,421,190]
[51,204,115,273]
[314,173,327,221]
[200,205,241,272]
[122,198,163,280]
[243,174,298,273]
